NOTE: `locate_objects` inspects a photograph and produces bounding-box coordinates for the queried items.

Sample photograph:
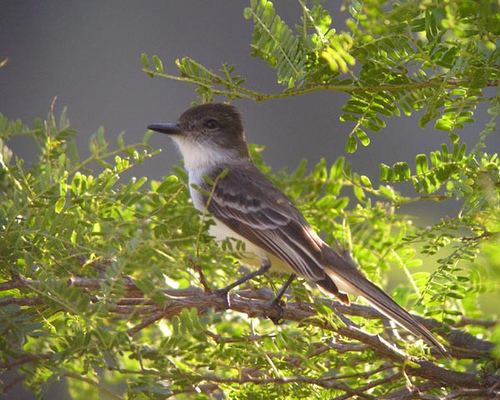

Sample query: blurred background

[1,1,498,398]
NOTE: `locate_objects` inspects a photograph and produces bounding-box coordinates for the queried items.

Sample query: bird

[148,103,447,355]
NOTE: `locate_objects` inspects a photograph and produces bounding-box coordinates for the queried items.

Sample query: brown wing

[204,163,328,282]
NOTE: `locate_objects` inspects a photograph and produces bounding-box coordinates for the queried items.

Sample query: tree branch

[0,353,51,370]
[143,68,499,102]
[1,275,498,395]
[1,276,495,358]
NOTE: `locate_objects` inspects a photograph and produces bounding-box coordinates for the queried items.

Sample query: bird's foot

[212,259,272,310]
[214,288,231,309]
[267,299,285,325]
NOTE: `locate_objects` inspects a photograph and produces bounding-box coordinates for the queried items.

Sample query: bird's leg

[268,274,295,325]
[214,258,271,308]
[273,274,296,305]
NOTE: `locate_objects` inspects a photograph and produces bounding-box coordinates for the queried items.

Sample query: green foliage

[244,0,306,87]
[142,0,498,149]
[2,0,500,398]
[1,105,497,397]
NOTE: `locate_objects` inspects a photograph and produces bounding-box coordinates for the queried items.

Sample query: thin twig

[455,317,497,328]
[143,68,499,102]
[383,382,441,399]
[189,255,212,293]
[126,311,166,336]
[198,373,376,397]
[0,353,51,370]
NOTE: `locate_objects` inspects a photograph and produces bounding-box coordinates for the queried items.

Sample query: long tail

[321,247,448,356]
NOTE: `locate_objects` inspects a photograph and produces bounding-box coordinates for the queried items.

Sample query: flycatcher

[148,103,446,354]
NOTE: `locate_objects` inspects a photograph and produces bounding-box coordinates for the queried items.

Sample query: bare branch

[383,382,441,399]
[455,317,497,329]
[197,373,377,398]
[443,388,500,399]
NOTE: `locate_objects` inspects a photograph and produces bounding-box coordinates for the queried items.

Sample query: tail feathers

[322,249,448,356]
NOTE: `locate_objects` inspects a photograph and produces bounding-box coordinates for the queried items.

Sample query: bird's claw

[268,299,285,325]
[214,288,231,309]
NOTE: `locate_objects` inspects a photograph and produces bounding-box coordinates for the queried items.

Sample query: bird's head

[148,103,249,170]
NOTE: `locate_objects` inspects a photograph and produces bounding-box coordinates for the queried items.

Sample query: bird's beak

[147,122,182,135]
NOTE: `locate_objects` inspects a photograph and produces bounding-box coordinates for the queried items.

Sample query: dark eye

[204,119,220,130]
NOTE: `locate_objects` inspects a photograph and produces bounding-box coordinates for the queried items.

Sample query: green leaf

[140,52,149,69]
[360,175,372,188]
[329,157,345,179]
[353,185,365,202]
[152,54,164,73]
[143,130,154,145]
[346,134,357,153]
[332,196,349,210]
[379,163,391,181]
[54,197,65,214]
[117,132,126,150]
[321,33,355,74]
[356,129,370,146]
[394,162,411,181]
[415,154,429,175]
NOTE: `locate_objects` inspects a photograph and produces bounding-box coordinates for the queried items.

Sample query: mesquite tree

[1,1,499,399]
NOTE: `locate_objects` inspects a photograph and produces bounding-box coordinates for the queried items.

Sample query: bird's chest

[188,169,209,212]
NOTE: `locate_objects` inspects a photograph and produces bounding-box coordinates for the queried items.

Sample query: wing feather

[205,164,326,282]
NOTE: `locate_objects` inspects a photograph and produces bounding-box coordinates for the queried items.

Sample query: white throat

[172,136,239,212]
[172,136,236,173]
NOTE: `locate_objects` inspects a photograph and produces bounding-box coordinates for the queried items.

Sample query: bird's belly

[209,220,294,274]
